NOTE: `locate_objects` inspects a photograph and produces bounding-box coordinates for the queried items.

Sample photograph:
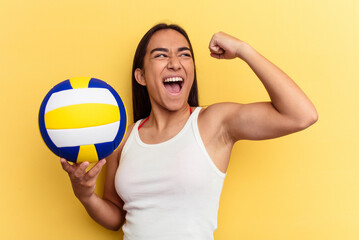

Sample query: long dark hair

[132,23,199,122]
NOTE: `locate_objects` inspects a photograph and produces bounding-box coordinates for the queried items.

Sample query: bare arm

[60,152,125,230]
[60,124,134,230]
[207,32,318,142]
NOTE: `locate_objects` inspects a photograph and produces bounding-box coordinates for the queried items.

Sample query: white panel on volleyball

[47,121,120,147]
[45,88,118,113]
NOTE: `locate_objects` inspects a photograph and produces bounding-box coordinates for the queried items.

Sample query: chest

[118,144,208,198]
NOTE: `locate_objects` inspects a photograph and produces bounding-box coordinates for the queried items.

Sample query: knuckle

[71,172,83,181]
[72,172,80,179]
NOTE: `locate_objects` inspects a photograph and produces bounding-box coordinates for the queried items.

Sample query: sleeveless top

[115,107,226,240]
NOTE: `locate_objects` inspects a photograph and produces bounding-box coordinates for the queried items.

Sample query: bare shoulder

[197,103,244,144]
[198,102,244,124]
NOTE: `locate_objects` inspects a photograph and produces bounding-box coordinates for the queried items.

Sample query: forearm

[239,42,318,126]
[79,194,125,231]
[60,158,125,231]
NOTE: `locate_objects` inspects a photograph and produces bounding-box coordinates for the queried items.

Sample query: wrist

[77,192,97,205]
[236,41,255,61]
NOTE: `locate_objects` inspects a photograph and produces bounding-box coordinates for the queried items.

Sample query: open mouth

[163,77,184,95]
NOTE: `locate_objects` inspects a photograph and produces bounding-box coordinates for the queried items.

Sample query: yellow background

[1,0,358,239]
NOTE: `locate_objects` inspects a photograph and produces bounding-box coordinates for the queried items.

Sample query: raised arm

[206,32,318,142]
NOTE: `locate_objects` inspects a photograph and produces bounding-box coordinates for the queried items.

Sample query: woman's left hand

[209,32,247,60]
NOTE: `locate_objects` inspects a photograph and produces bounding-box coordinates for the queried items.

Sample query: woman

[60,23,318,239]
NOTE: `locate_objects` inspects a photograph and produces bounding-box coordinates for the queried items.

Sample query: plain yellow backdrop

[1,0,358,239]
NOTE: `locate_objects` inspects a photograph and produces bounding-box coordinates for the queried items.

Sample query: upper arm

[204,102,308,143]
[102,123,135,210]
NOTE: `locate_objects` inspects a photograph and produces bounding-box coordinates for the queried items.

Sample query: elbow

[296,109,318,130]
[106,221,125,231]
[102,213,126,231]
[307,107,319,126]
[108,226,121,232]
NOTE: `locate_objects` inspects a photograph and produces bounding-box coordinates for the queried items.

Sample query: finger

[85,159,106,180]
[212,46,224,54]
[217,48,224,54]
[73,161,90,179]
[60,158,73,173]
[209,42,224,54]
[210,53,224,59]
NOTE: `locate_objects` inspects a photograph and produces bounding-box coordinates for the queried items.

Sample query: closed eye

[154,54,168,58]
[180,53,192,57]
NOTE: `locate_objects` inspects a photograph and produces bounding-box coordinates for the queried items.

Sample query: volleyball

[38,77,127,163]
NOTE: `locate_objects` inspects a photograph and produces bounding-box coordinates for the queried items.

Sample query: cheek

[182,60,194,75]
[145,61,166,79]
[184,62,195,81]
[143,68,159,85]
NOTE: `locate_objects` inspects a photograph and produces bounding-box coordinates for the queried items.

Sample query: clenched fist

[209,32,250,60]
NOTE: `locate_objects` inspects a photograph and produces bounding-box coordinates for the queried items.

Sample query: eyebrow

[178,47,191,52]
[150,47,191,54]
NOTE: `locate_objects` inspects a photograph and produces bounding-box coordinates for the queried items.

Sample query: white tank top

[115,107,226,240]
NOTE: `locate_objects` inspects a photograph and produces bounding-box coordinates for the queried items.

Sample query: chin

[163,99,188,112]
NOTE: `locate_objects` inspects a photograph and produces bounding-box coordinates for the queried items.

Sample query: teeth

[164,77,183,83]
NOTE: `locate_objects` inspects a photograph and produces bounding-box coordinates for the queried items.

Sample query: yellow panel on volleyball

[44,103,120,129]
[69,77,91,89]
[77,144,98,162]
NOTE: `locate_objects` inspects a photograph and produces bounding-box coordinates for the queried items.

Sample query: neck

[147,104,192,131]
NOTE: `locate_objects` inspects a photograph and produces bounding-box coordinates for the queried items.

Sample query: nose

[167,56,181,71]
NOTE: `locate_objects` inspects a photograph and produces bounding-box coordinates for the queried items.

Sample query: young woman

[60,23,318,239]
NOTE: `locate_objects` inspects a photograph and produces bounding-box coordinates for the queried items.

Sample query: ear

[134,68,146,86]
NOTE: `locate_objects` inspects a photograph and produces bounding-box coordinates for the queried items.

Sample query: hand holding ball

[38,77,127,163]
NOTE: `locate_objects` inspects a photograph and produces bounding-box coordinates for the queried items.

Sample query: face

[135,29,195,112]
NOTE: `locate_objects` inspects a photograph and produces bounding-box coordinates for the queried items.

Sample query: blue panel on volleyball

[116,101,127,146]
[38,80,74,157]
[59,146,80,163]
[52,79,73,92]
[89,77,128,147]
[95,142,115,160]
[88,78,108,89]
